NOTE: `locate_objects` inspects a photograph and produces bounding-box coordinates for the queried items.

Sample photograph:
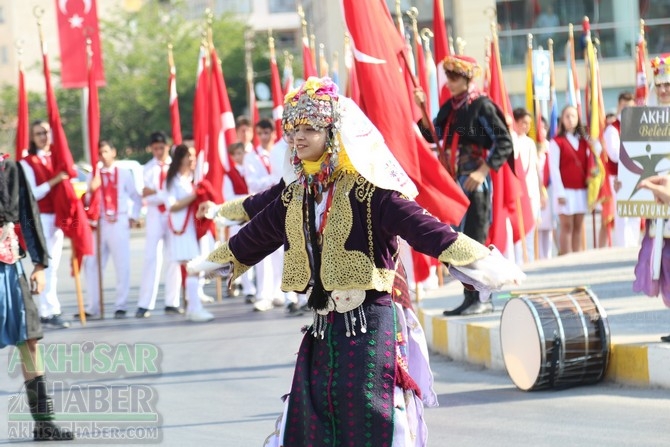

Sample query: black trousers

[457,178,491,302]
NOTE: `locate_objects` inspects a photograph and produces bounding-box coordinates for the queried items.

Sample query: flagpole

[87,39,104,320]
[399,49,452,178]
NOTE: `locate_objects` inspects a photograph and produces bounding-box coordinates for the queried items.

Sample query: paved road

[0,233,668,445]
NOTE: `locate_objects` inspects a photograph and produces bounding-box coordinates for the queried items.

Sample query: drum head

[500,298,542,391]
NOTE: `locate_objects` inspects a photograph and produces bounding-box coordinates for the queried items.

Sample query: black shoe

[245,294,256,304]
[443,290,478,317]
[135,308,151,318]
[114,310,127,319]
[286,302,305,316]
[40,315,70,329]
[34,421,75,441]
[661,334,670,343]
[73,312,100,320]
[461,301,494,316]
[442,297,476,316]
[165,306,185,315]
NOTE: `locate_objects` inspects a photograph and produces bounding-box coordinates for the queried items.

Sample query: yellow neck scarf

[300,136,355,177]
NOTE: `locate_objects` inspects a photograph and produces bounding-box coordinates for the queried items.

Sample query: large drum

[499,287,611,391]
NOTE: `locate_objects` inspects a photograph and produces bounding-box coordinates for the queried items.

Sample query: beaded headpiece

[442,54,481,79]
[284,77,343,193]
[651,53,670,84]
[280,76,417,199]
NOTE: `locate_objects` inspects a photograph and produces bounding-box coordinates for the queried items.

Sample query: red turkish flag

[433,0,451,104]
[42,45,93,260]
[342,0,468,226]
[169,63,182,145]
[193,47,208,182]
[210,47,247,199]
[302,36,318,79]
[15,65,29,160]
[486,37,534,248]
[84,48,102,223]
[248,78,260,148]
[269,48,284,141]
[56,0,105,88]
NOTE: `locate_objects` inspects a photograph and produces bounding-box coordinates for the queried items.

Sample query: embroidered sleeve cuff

[216,198,250,222]
[205,242,251,280]
[438,233,491,266]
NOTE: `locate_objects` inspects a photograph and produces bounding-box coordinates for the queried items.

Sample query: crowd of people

[4,44,670,443]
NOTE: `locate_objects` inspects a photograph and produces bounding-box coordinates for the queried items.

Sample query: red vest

[554,135,588,189]
[23,154,55,214]
[605,120,620,176]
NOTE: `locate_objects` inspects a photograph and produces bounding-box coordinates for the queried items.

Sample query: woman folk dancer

[0,155,73,440]
[634,54,670,342]
[190,77,524,446]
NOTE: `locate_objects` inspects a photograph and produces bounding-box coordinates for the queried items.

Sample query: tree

[0,2,282,161]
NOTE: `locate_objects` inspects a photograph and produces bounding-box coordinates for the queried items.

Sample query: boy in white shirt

[81,141,143,319]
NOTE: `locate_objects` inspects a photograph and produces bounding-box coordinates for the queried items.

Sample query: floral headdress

[284,77,347,194]
[442,54,481,79]
[651,53,670,84]
[280,76,417,199]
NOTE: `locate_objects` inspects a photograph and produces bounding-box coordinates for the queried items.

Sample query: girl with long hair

[548,105,592,255]
[164,144,213,322]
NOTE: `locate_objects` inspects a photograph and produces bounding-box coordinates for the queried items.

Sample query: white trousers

[38,213,64,317]
[255,254,276,302]
[228,224,256,296]
[611,177,641,247]
[137,210,181,310]
[83,217,131,314]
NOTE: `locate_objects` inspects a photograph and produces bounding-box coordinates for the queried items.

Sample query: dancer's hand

[638,174,670,204]
[197,201,215,219]
[463,164,490,192]
[30,264,46,295]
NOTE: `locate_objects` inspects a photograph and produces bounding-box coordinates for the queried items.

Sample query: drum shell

[500,288,611,391]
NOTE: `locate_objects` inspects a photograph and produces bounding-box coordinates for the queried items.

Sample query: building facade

[1,0,669,111]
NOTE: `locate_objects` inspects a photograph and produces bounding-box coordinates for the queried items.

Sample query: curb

[418,308,670,390]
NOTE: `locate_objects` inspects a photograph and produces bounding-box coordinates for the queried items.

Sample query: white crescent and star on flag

[58,0,92,29]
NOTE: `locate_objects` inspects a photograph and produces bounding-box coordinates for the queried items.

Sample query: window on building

[0,6,4,24]
[273,30,297,50]
[641,0,670,56]
[497,0,653,65]
[0,46,7,65]
[215,0,252,15]
[268,0,296,14]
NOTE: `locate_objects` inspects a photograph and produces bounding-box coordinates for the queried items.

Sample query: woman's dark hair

[28,120,49,155]
[556,105,587,139]
[513,107,531,122]
[166,144,190,188]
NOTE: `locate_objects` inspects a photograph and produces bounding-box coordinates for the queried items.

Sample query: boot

[460,290,494,315]
[661,334,670,343]
[25,375,74,441]
[442,289,477,316]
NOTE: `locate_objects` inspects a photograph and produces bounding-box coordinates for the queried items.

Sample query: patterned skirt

[265,298,435,447]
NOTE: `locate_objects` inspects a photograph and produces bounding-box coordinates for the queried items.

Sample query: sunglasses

[34,131,48,136]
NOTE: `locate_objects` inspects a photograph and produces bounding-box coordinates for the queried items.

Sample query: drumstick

[496,286,590,299]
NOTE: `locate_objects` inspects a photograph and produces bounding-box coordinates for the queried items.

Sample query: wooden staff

[96,220,104,318]
[399,49,454,178]
[72,249,86,326]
